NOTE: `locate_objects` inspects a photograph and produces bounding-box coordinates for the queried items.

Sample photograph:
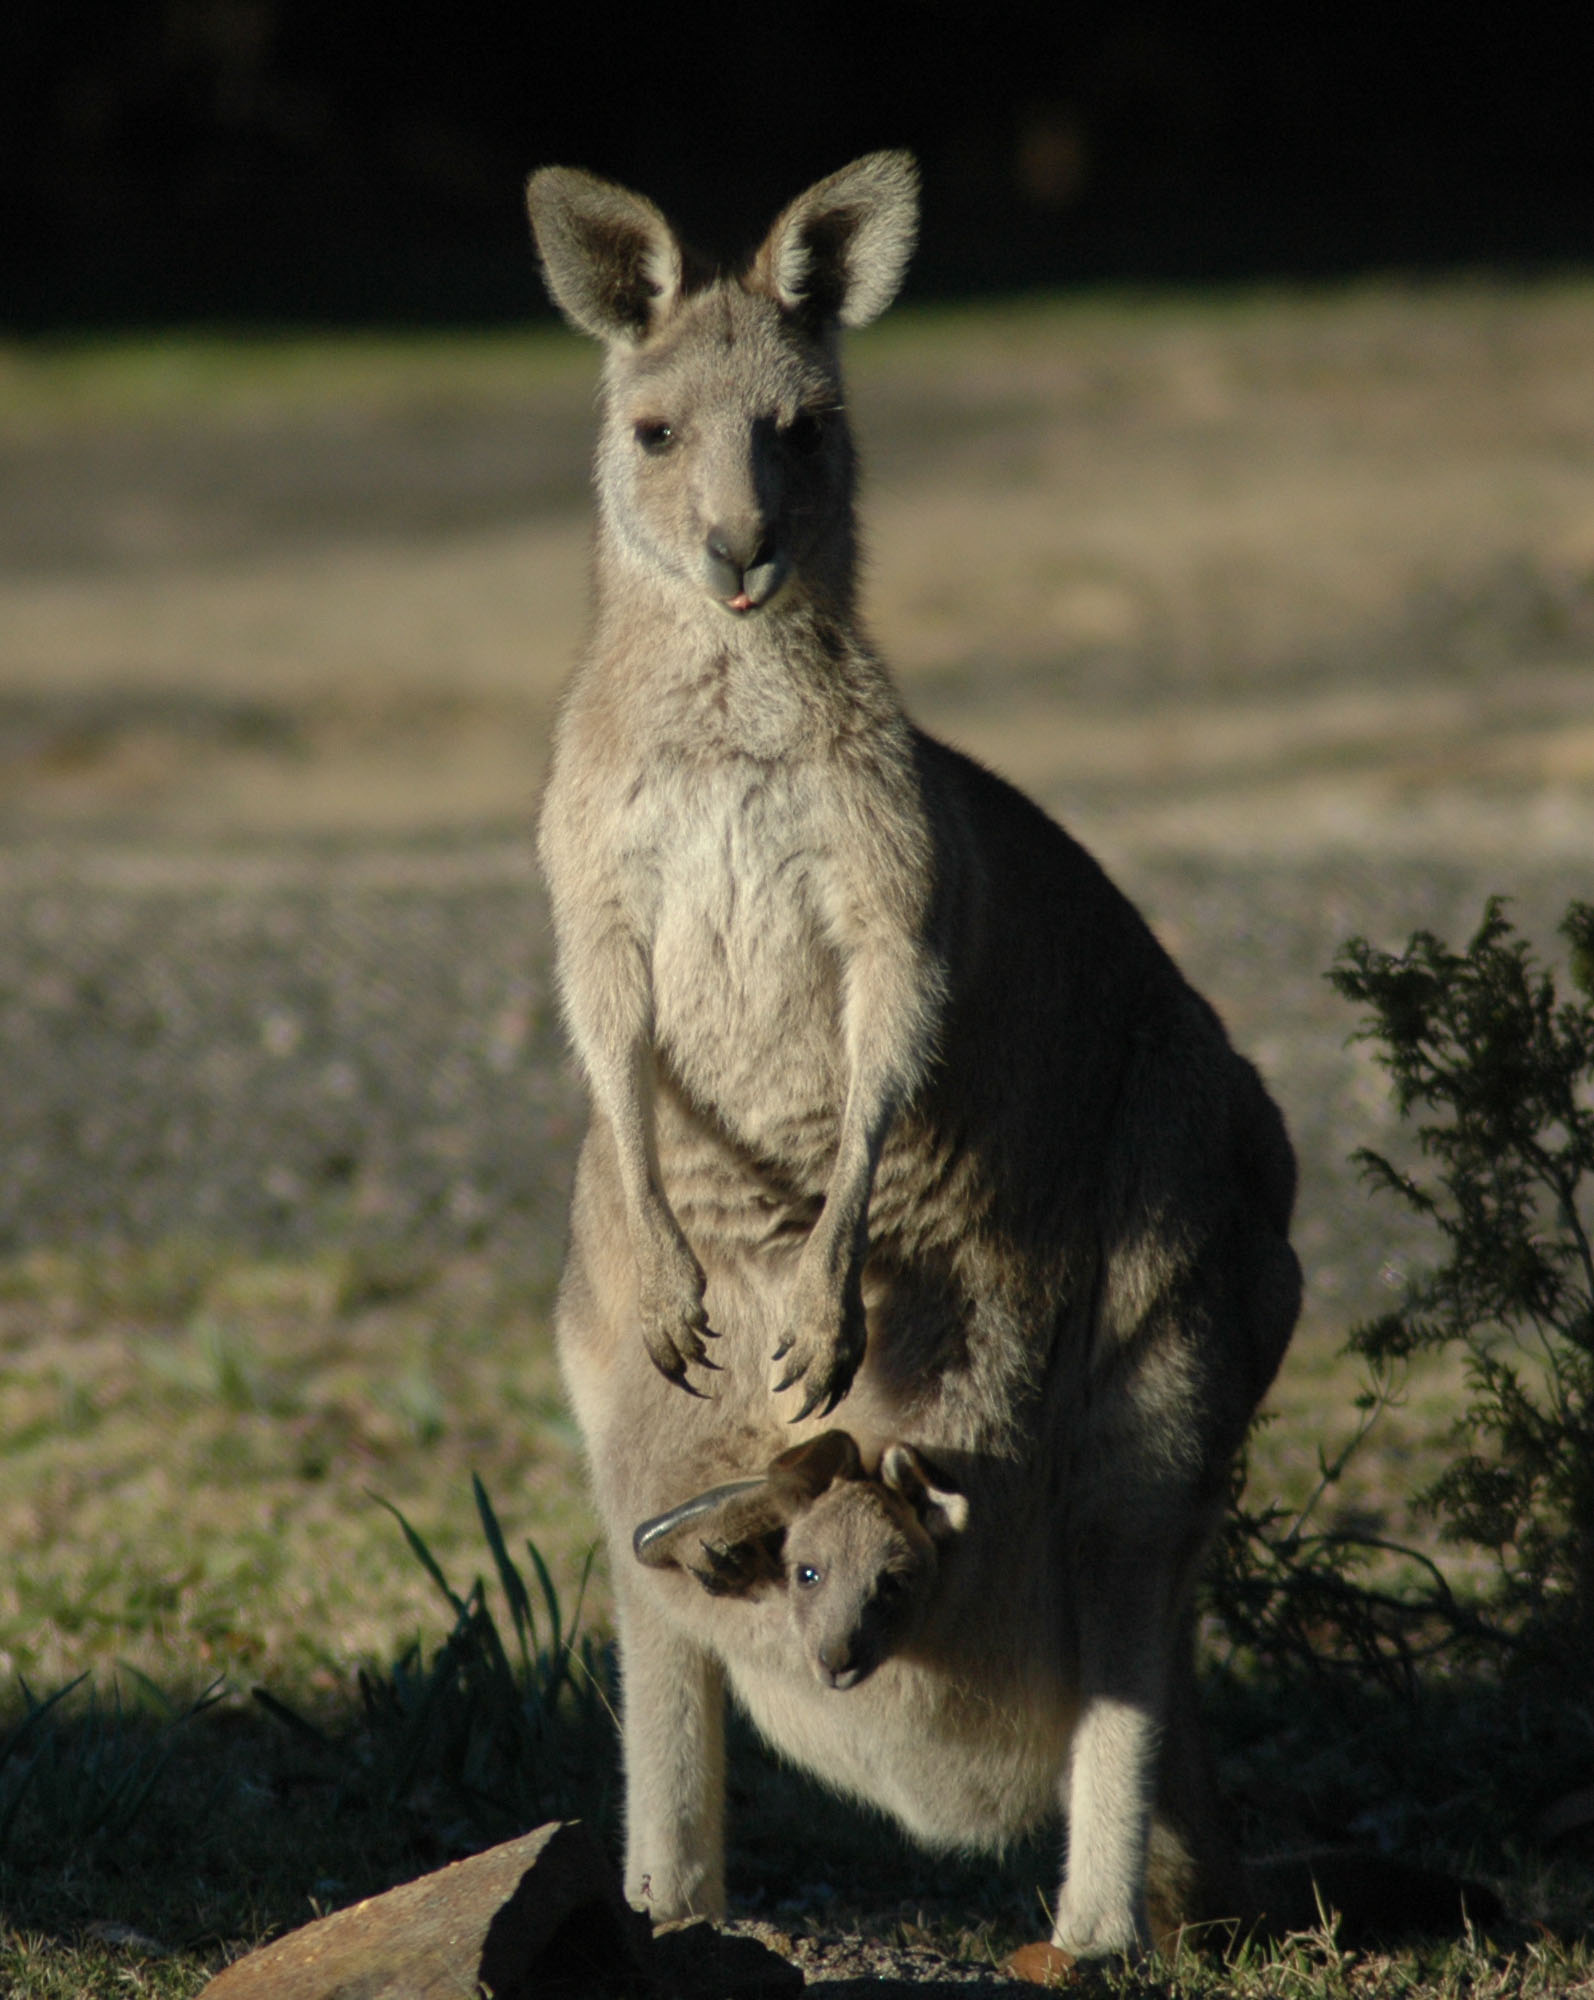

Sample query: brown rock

[1002,1940,1078,1986]
[198,1821,651,1999]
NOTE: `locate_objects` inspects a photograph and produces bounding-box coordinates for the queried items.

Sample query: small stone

[1003,1940,1078,1986]
[84,1921,172,1957]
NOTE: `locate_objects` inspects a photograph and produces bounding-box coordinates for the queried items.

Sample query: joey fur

[634,1430,968,1690]
[527,152,1302,1960]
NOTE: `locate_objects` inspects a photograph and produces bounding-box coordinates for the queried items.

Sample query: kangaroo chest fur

[546,617,928,1225]
[636,748,848,1166]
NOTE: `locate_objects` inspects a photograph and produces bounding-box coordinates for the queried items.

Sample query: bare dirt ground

[2,289,1593,1985]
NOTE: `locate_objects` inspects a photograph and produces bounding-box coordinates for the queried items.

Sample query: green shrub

[1210,899,1594,1693]
[1332,898,1594,1678]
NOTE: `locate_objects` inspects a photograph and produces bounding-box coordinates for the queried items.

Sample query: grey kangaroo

[526,151,1302,1962]
[633,1430,969,1690]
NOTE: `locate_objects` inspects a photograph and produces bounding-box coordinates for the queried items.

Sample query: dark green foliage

[1331,900,1594,1676]
[1211,900,1594,1694]
[1205,1389,1504,1695]
[347,1476,618,1841]
[0,1672,224,1863]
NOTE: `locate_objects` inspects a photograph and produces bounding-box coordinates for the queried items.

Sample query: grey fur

[526,153,1301,1959]
[635,1431,969,1689]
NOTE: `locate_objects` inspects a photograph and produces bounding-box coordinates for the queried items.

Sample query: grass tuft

[267,1478,617,1845]
[0,1672,225,1864]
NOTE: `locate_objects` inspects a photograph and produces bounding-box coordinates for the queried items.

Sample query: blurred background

[2,0,1593,1689]
[4,0,1594,1284]
[6,0,1594,323]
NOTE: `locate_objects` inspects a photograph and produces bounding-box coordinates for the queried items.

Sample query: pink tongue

[729,592,754,612]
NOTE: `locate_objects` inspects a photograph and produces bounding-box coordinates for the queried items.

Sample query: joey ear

[768,1428,862,1506]
[751,151,918,329]
[880,1442,969,1541]
[526,167,684,343]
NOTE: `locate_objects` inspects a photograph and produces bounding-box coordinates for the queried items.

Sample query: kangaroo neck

[588,528,900,744]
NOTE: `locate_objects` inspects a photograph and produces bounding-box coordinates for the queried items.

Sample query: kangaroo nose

[706,524,744,569]
[705,523,776,602]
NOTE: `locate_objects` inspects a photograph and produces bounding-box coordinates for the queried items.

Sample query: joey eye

[784,410,826,456]
[634,419,675,455]
[795,1563,822,1589]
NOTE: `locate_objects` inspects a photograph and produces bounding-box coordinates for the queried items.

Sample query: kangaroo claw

[791,1378,836,1424]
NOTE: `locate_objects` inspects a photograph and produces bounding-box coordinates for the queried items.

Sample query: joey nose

[817,1639,854,1683]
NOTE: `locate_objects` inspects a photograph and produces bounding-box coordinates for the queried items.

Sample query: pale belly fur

[725,1644,1074,1851]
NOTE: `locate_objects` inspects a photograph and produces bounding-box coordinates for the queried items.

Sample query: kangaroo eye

[635,419,675,454]
[795,1563,822,1589]
[785,411,826,456]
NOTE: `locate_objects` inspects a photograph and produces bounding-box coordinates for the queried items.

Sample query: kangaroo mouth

[713,553,789,615]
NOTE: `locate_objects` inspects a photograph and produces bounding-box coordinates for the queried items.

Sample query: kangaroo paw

[637,1241,718,1392]
[771,1274,867,1416]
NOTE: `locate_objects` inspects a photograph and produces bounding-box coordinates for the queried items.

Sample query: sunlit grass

[0,326,596,433]
[0,1245,599,1695]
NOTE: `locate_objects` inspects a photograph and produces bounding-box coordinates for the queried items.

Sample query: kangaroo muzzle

[704,522,787,613]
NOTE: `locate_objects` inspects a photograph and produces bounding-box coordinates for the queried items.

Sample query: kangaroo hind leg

[615,1584,728,1921]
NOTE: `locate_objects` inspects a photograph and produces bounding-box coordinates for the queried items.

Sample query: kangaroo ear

[751,151,918,330]
[526,167,684,343]
[881,1442,969,1541]
[768,1428,862,1506]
